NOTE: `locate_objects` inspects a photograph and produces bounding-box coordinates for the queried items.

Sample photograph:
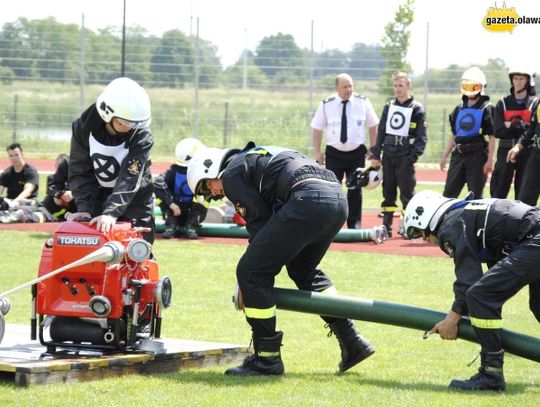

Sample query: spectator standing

[311,73,379,229]
[370,72,427,237]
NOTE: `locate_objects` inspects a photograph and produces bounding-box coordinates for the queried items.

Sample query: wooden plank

[0,324,248,386]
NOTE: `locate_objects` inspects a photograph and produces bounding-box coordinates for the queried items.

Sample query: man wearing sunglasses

[66,77,155,243]
[403,190,540,391]
[439,67,496,199]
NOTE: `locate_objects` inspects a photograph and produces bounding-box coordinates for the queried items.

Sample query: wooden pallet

[0,324,248,386]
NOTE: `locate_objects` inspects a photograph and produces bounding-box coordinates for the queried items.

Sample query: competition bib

[503,109,532,124]
[455,108,484,138]
[385,104,413,137]
[174,172,193,202]
[89,134,129,188]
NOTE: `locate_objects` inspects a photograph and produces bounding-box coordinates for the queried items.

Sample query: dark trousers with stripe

[381,153,416,214]
[465,234,540,352]
[490,145,529,199]
[325,145,366,228]
[518,149,540,206]
[443,148,487,199]
[236,182,348,338]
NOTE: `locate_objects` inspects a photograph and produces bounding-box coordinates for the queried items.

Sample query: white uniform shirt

[311,93,379,152]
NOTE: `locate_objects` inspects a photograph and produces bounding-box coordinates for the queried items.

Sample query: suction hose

[272,288,540,363]
[156,221,388,243]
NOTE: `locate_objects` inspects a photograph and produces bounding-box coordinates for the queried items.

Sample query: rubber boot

[162,215,178,239]
[382,212,394,238]
[328,319,375,372]
[449,350,506,391]
[225,331,285,376]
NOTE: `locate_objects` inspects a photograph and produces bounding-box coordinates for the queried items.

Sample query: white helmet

[346,167,381,190]
[187,147,239,198]
[363,168,382,190]
[460,67,487,97]
[508,66,536,88]
[403,190,462,239]
[175,138,205,167]
[96,77,151,129]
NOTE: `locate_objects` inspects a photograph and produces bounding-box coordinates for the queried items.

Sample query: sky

[1,0,539,75]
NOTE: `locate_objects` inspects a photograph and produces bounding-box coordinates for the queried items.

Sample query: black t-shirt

[0,163,39,199]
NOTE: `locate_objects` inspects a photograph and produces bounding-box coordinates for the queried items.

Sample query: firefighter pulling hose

[0,222,172,353]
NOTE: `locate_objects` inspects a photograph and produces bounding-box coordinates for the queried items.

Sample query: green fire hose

[272,288,540,363]
[155,221,387,243]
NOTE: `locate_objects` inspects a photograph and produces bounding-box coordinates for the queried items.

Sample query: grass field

[0,80,510,163]
[0,230,539,406]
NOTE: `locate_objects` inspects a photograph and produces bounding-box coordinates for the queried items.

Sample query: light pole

[121,0,126,76]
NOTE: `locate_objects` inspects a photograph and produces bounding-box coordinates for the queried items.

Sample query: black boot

[382,213,394,238]
[449,350,506,391]
[225,331,285,376]
[328,319,375,372]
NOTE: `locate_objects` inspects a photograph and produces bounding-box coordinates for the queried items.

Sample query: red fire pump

[27,222,172,353]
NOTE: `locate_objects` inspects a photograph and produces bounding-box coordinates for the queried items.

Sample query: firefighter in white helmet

[187,142,374,376]
[404,189,540,391]
[490,66,538,199]
[66,77,155,243]
[506,68,540,205]
[439,67,496,199]
[153,137,207,239]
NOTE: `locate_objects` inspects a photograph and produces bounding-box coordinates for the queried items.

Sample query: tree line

[0,15,510,94]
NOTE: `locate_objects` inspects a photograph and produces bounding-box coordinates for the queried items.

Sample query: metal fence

[0,21,513,162]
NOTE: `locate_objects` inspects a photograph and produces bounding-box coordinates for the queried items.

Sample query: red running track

[0,158,446,258]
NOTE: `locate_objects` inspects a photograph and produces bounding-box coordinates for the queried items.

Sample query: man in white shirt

[311,73,379,228]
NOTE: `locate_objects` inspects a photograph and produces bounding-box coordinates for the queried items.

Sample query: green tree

[348,43,386,81]
[254,33,304,79]
[123,26,157,84]
[378,0,415,97]
[313,49,349,79]
[150,29,194,87]
[195,37,222,89]
[222,53,270,88]
[85,27,122,84]
[0,18,36,79]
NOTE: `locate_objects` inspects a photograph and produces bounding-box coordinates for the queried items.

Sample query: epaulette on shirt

[323,96,336,103]
[353,93,366,100]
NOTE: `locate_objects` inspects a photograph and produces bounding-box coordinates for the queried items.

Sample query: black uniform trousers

[381,153,416,214]
[159,201,193,228]
[466,234,540,352]
[325,145,366,228]
[517,148,540,206]
[490,144,529,199]
[443,148,487,199]
[237,181,348,338]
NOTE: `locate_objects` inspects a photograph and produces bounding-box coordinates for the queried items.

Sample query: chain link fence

[0,20,513,162]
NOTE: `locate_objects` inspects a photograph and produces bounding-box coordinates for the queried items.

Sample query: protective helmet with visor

[187,147,239,200]
[403,190,463,239]
[508,65,536,91]
[346,167,382,190]
[175,138,205,167]
[460,67,487,97]
[96,77,152,130]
